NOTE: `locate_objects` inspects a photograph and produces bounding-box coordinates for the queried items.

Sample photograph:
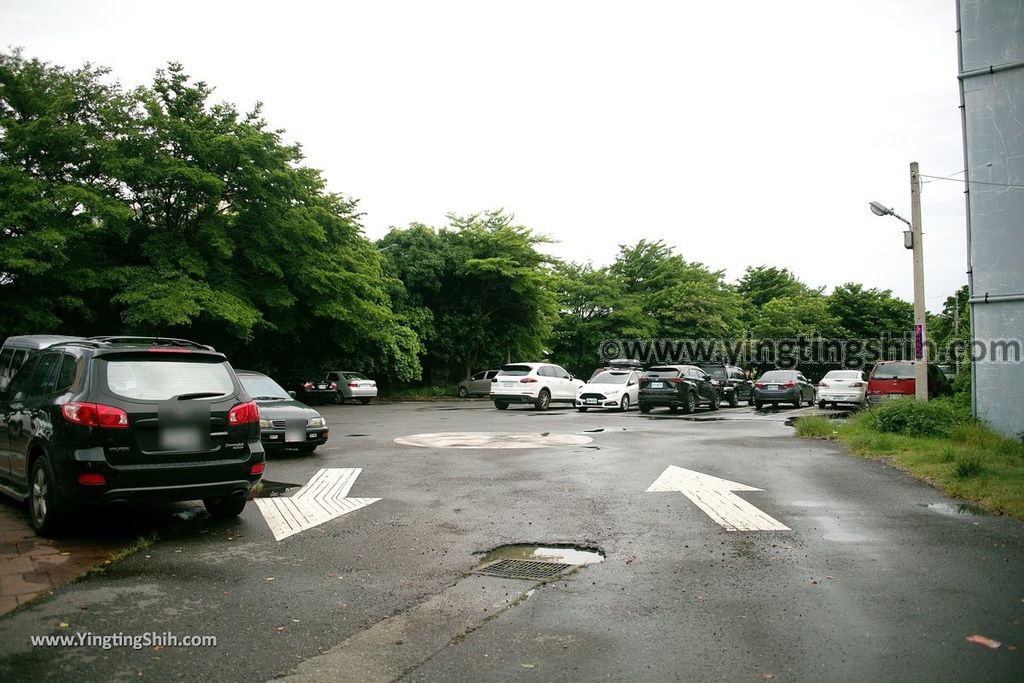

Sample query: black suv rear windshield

[700,366,728,379]
[105,358,235,401]
[499,365,533,376]
[645,367,681,378]
[871,363,915,379]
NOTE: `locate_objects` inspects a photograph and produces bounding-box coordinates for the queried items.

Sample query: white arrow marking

[255,468,380,541]
[646,466,790,532]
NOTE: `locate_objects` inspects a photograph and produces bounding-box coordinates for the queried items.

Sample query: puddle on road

[478,544,605,566]
[924,502,990,517]
[253,480,302,498]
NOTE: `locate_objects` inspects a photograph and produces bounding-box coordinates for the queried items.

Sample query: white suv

[490,362,585,410]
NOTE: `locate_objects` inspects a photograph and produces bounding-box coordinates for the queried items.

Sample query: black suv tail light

[228,401,260,425]
[62,402,130,429]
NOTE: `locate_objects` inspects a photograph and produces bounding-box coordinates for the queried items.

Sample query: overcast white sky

[1,0,969,310]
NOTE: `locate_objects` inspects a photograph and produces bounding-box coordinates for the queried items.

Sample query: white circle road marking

[394,432,595,449]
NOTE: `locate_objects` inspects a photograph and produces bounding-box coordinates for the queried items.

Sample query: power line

[919,173,1024,189]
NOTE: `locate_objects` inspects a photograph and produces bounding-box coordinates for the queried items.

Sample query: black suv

[0,336,264,535]
[638,365,721,414]
[697,364,754,407]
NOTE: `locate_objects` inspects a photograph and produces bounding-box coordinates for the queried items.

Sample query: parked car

[236,370,328,454]
[697,364,753,407]
[287,371,338,405]
[638,365,721,414]
[490,362,584,410]
[0,335,82,393]
[752,370,815,409]
[588,358,644,381]
[816,369,867,408]
[324,371,378,404]
[866,360,952,405]
[0,336,264,535]
[457,370,499,397]
[576,370,640,412]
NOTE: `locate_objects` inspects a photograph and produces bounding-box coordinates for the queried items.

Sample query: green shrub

[940,447,957,463]
[872,398,969,437]
[954,452,984,478]
[794,416,834,439]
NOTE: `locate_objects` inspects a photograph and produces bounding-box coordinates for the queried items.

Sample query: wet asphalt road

[0,400,1022,682]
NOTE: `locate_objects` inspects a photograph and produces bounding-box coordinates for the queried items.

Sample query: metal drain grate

[473,559,573,581]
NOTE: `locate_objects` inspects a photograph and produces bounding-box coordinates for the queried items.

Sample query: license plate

[650,382,664,389]
[317,384,327,390]
[501,382,514,388]
[285,425,305,442]
[768,385,779,390]
[159,426,203,451]
[586,398,598,404]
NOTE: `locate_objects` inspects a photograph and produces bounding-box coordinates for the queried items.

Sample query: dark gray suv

[0,336,264,535]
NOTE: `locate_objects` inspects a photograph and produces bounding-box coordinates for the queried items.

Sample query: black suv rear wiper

[173,392,225,401]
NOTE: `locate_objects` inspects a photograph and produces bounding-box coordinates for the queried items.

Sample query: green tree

[826,283,914,340]
[737,266,817,308]
[1,52,420,380]
[380,211,557,382]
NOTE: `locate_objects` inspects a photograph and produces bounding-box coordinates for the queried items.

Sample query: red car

[866,361,952,405]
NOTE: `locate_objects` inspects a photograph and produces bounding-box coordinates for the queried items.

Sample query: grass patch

[827,407,1024,519]
[379,385,457,400]
[793,415,835,439]
[79,533,158,581]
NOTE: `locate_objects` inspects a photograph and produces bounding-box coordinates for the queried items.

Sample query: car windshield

[238,374,290,400]
[824,370,862,380]
[499,365,533,376]
[700,366,727,379]
[590,371,630,384]
[872,363,915,379]
[759,371,796,382]
[344,372,368,380]
[645,367,680,378]
[105,358,235,401]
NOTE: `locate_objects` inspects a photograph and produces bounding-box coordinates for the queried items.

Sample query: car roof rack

[85,336,216,351]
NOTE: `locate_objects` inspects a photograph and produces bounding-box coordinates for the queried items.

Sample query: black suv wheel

[29,456,63,536]
[204,495,247,519]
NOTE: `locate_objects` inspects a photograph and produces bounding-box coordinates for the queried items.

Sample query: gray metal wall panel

[959,0,1024,437]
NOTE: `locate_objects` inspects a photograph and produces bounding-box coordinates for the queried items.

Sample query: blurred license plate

[768,385,779,390]
[501,382,515,388]
[316,384,327,390]
[285,424,305,442]
[160,426,203,451]
[650,382,664,388]
[586,398,598,404]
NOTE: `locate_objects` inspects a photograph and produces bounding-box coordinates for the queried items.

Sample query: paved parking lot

[0,400,1021,682]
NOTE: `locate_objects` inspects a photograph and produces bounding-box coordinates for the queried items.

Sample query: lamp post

[870,161,928,402]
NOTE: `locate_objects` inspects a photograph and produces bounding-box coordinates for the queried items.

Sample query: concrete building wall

[958,1,1024,437]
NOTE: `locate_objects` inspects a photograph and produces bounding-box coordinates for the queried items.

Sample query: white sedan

[576,370,640,412]
[816,370,867,408]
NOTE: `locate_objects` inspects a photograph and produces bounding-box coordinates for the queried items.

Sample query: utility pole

[910,162,928,402]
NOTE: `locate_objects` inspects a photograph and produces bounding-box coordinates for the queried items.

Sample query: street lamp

[870,161,928,402]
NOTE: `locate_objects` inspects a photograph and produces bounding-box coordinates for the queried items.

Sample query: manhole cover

[473,559,573,581]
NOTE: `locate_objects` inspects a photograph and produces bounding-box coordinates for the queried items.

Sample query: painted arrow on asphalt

[255,468,380,541]
[646,466,790,532]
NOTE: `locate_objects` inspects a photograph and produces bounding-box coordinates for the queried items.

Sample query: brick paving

[0,499,130,615]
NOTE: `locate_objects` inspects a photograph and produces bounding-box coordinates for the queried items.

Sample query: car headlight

[307,416,325,428]
[259,418,271,429]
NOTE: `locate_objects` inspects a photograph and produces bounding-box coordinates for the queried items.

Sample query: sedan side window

[472,372,485,380]
[486,371,498,379]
